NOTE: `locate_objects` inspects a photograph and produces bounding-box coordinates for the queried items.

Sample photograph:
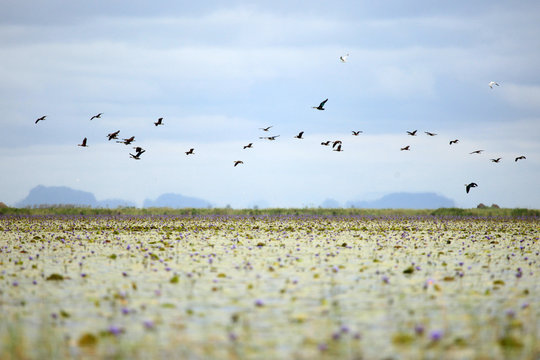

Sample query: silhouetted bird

[490,158,502,163]
[321,141,331,146]
[117,136,135,145]
[332,140,342,148]
[400,145,410,151]
[243,143,253,149]
[352,131,363,136]
[294,131,304,139]
[333,144,343,152]
[449,139,459,145]
[515,156,526,162]
[185,148,195,155]
[154,117,164,126]
[465,182,478,193]
[260,135,280,140]
[107,130,120,141]
[90,113,103,120]
[35,115,46,124]
[406,130,417,136]
[425,131,437,136]
[260,126,273,131]
[489,81,499,89]
[78,137,88,147]
[340,54,349,63]
[470,150,484,154]
[313,99,328,110]
[234,160,244,167]
[132,146,145,156]
[130,152,144,160]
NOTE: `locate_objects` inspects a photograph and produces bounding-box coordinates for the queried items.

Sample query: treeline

[0,206,538,218]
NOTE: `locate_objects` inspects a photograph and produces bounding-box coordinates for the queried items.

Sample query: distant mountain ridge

[143,193,211,208]
[345,192,455,209]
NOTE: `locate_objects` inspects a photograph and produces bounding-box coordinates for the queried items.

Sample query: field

[1,211,539,359]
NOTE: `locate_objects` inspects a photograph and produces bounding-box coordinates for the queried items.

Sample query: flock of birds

[34,54,527,195]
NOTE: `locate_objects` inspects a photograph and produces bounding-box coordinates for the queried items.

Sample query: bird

[243,143,253,149]
[118,136,135,145]
[78,137,88,147]
[35,115,46,124]
[130,152,144,160]
[132,146,145,156]
[425,131,437,136]
[333,144,343,152]
[154,117,164,126]
[340,53,349,63]
[321,141,331,146]
[234,160,244,167]
[259,126,273,131]
[185,148,195,155]
[260,135,280,140]
[400,145,410,151]
[294,131,304,139]
[515,156,526,162]
[107,130,120,141]
[489,81,499,89]
[332,140,342,148]
[90,113,103,120]
[449,139,459,145]
[490,158,502,163]
[313,99,328,110]
[406,130,417,136]
[470,150,484,154]
[465,182,478,193]
[352,131,363,136]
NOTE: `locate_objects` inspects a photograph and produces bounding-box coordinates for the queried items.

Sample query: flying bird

[406,130,417,136]
[243,143,253,149]
[185,148,195,155]
[294,131,304,139]
[259,126,273,131]
[425,131,437,136]
[35,115,46,124]
[78,137,88,147]
[400,145,410,151]
[117,136,135,145]
[465,182,478,193]
[313,99,328,110]
[90,113,103,120]
[130,152,144,160]
[490,158,502,163]
[352,131,363,136]
[332,140,342,148]
[321,141,331,146]
[489,81,499,89]
[132,146,145,156]
[515,156,526,162]
[154,117,164,126]
[449,139,459,145]
[470,150,484,154]
[333,144,343,152]
[340,53,349,63]
[260,135,280,140]
[107,130,120,141]
[234,160,244,167]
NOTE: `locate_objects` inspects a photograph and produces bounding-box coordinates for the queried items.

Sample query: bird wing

[320,99,328,107]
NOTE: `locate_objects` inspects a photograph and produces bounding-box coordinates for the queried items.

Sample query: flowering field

[1,214,539,359]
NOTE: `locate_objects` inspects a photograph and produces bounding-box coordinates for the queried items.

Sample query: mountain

[320,198,342,208]
[346,192,455,209]
[143,193,211,208]
[16,185,136,208]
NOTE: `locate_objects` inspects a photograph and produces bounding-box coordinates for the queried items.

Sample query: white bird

[489,81,499,89]
[340,54,349,63]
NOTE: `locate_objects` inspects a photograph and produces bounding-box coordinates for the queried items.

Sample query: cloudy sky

[1,1,539,208]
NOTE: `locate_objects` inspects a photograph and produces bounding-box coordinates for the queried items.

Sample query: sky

[1,1,539,208]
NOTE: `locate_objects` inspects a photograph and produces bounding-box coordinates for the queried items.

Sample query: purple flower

[318,343,328,351]
[143,320,155,330]
[12,281,18,287]
[255,299,264,307]
[414,324,425,335]
[382,275,389,284]
[430,330,443,341]
[108,325,123,336]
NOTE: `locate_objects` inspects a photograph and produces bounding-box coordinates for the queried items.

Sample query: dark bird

[234,160,244,167]
[425,131,437,136]
[243,143,253,149]
[107,130,120,141]
[490,158,502,163]
[78,137,88,147]
[35,115,46,124]
[313,98,328,110]
[260,135,280,140]
[332,140,342,148]
[118,136,135,145]
[260,126,273,131]
[90,113,103,120]
[406,130,417,136]
[470,150,484,154]
[515,156,526,162]
[321,141,331,146]
[154,117,164,126]
[465,182,478,193]
[400,145,410,151]
[294,131,304,139]
[132,146,145,156]
[130,152,144,160]
[333,144,343,152]
[352,131,363,136]
[449,139,459,145]
[185,148,195,155]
